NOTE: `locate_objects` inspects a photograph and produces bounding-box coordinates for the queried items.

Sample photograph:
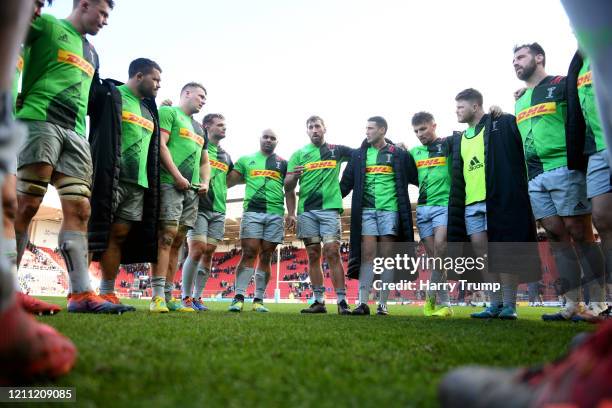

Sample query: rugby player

[567,50,612,320]
[180,113,231,311]
[285,116,353,314]
[409,112,453,317]
[0,0,76,382]
[150,83,209,313]
[513,43,605,321]
[15,0,127,313]
[95,58,162,311]
[6,0,62,315]
[225,129,287,312]
[448,88,538,320]
[340,116,418,316]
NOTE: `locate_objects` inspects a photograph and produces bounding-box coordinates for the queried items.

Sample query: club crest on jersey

[546,87,556,99]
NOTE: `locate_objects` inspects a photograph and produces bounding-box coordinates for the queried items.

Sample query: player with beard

[95,58,162,311]
[513,43,605,321]
[180,113,231,311]
[285,116,353,314]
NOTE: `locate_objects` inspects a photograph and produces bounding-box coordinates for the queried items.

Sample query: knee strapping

[16,168,50,197]
[55,176,90,201]
[322,235,339,245]
[160,220,179,229]
[303,237,321,246]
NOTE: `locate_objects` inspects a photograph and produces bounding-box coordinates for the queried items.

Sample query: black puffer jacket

[340,138,418,279]
[87,78,161,263]
[447,114,539,281]
[566,50,589,172]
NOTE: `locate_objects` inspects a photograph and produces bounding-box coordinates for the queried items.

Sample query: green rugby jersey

[363,145,398,211]
[17,14,99,136]
[118,85,155,188]
[201,142,233,214]
[409,138,451,207]
[234,151,287,216]
[515,76,568,180]
[461,126,486,205]
[287,142,352,214]
[577,58,606,154]
[159,106,207,185]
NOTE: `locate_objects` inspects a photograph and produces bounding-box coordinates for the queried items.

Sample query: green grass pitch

[31,297,595,408]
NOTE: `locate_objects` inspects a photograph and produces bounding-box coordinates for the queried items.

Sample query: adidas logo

[574,201,587,211]
[468,156,484,172]
[58,33,69,42]
[249,161,256,165]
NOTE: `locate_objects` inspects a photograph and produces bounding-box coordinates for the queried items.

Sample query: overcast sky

[41,0,577,209]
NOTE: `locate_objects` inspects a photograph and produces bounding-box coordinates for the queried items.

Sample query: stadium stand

[17,240,562,305]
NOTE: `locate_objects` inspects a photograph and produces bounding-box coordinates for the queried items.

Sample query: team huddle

[4,0,611,327]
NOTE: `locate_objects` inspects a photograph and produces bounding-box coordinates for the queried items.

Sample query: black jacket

[87,78,161,263]
[566,50,589,172]
[447,114,539,281]
[340,138,418,279]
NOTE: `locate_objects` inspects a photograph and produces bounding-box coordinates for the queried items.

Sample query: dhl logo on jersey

[122,111,154,132]
[305,160,336,170]
[365,165,393,174]
[57,49,94,77]
[416,157,446,168]
[577,71,592,88]
[516,102,557,124]
[179,128,204,146]
[210,159,229,173]
[16,55,24,73]
[250,169,281,179]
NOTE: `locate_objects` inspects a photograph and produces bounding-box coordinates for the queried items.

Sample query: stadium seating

[18,242,561,303]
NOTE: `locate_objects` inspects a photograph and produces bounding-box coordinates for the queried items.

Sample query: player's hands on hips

[285,214,297,231]
[174,175,190,191]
